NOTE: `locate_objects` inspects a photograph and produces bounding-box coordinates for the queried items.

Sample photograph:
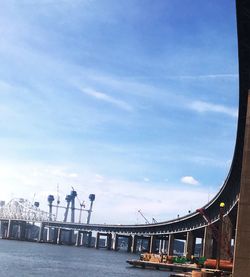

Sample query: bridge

[0,1,249,276]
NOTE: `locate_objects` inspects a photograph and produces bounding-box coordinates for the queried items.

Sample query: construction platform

[127,259,199,272]
[126,260,231,276]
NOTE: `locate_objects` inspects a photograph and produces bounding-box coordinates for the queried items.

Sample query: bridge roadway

[0,0,250,270]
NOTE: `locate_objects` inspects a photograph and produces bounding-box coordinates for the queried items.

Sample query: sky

[0,0,238,224]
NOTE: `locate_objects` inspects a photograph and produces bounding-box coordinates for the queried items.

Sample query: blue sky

[0,0,238,224]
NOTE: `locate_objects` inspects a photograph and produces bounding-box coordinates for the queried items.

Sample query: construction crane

[55,184,60,221]
[138,210,158,224]
[138,210,150,224]
[78,200,85,223]
[71,186,87,223]
[152,217,158,223]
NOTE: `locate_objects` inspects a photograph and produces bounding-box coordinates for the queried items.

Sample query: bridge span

[0,1,250,275]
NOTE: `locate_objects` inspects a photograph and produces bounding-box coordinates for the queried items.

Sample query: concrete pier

[202,226,213,258]
[221,215,233,260]
[184,231,194,259]
[167,234,174,256]
[149,235,156,253]
[6,220,14,239]
[233,94,250,275]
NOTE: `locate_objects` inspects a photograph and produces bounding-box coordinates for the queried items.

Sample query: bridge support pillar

[167,234,174,256]
[6,220,14,239]
[19,221,26,241]
[158,238,162,253]
[161,238,166,253]
[107,233,112,250]
[132,235,138,253]
[163,237,168,253]
[38,222,45,242]
[221,215,233,260]
[25,224,31,240]
[46,227,53,242]
[95,232,100,249]
[127,235,132,252]
[68,230,74,245]
[184,231,195,259]
[87,231,92,247]
[0,221,8,238]
[52,228,59,244]
[114,234,119,251]
[149,235,156,253]
[145,237,151,252]
[75,230,81,246]
[202,226,213,258]
[57,228,62,245]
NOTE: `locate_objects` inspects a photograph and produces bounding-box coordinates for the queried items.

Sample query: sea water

[0,240,173,277]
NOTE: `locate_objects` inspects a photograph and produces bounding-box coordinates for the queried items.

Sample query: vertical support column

[51,228,58,244]
[80,232,84,246]
[75,230,81,246]
[114,234,119,251]
[38,222,45,242]
[95,232,100,249]
[106,233,112,250]
[127,235,133,252]
[212,238,218,259]
[167,234,174,256]
[149,235,156,253]
[0,220,4,238]
[145,237,150,252]
[57,228,62,245]
[6,220,14,239]
[132,235,138,253]
[158,238,162,253]
[19,221,26,241]
[162,239,166,254]
[221,215,233,260]
[200,237,204,257]
[87,231,92,247]
[184,231,194,259]
[68,230,74,245]
[202,226,213,258]
[47,227,52,242]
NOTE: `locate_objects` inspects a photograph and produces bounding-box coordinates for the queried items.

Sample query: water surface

[0,240,173,277]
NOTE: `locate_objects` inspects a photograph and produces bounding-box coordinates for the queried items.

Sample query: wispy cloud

[79,87,133,112]
[181,176,199,186]
[166,74,238,80]
[189,100,238,118]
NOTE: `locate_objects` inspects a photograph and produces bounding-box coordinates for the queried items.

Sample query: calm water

[0,240,173,277]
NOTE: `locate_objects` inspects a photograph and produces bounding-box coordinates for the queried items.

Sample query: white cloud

[189,100,238,118]
[167,74,238,80]
[181,176,199,186]
[80,87,133,112]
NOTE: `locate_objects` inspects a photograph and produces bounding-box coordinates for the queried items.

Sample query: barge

[126,253,232,276]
